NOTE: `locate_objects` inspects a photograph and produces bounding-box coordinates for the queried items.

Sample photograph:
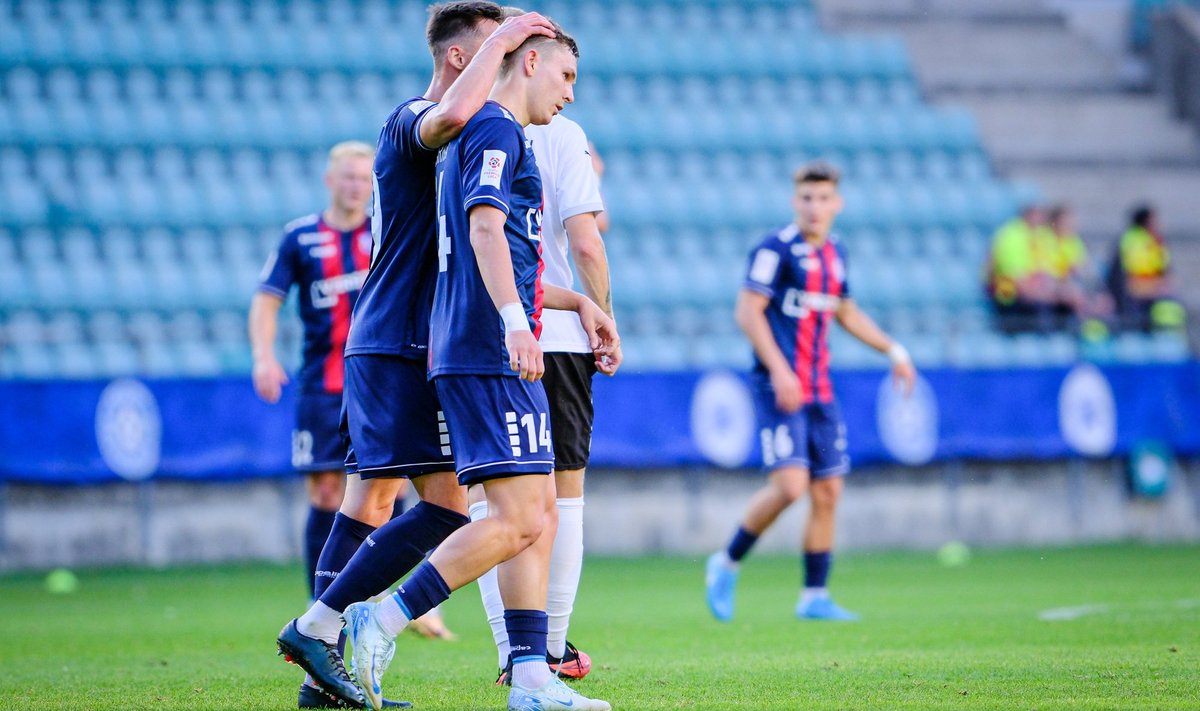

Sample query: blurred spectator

[1045,204,1113,327]
[1107,204,1187,331]
[986,204,1058,332]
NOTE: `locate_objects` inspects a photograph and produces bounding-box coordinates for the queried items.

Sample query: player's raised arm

[419,12,556,150]
[835,298,916,395]
[468,203,544,381]
[735,288,801,413]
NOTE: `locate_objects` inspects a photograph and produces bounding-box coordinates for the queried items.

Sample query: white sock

[469,500,511,668]
[376,593,412,636]
[296,601,342,645]
[800,587,828,605]
[546,497,584,660]
[511,658,554,689]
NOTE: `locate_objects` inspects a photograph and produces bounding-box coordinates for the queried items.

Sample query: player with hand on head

[274,5,558,709]
[705,162,916,623]
[341,23,615,711]
[472,109,619,685]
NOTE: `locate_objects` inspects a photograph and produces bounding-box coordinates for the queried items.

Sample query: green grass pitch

[3,544,1198,710]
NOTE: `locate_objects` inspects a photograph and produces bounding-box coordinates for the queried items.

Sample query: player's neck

[800,227,829,246]
[323,207,365,233]
[424,71,456,103]
[489,83,530,126]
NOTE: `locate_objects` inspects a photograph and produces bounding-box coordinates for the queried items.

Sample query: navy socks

[303,507,337,599]
[313,513,376,599]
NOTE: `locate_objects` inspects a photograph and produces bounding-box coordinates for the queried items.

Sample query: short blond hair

[327,141,375,172]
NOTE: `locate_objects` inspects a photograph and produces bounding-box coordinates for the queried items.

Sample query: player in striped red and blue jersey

[706,162,917,623]
[250,141,375,601]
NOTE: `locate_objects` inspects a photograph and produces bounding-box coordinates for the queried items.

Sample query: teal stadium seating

[0,0,1189,378]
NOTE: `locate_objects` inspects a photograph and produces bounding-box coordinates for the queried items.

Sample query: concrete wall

[2,460,1198,572]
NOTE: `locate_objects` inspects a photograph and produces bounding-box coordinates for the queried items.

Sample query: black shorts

[542,352,596,471]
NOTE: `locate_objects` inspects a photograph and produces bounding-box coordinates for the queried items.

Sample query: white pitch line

[1038,604,1111,621]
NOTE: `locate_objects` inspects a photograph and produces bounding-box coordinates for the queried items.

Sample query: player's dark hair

[500,20,579,75]
[1047,203,1071,224]
[1130,203,1155,228]
[793,161,840,187]
[426,2,504,62]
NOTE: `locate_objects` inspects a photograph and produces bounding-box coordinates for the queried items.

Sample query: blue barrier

[2,363,1197,484]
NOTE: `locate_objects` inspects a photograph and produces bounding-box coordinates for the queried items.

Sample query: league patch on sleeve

[748,248,780,285]
[480,149,506,188]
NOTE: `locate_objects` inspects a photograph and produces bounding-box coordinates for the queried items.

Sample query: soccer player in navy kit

[705,162,917,623]
[342,27,615,711]
[275,5,559,709]
[250,141,375,601]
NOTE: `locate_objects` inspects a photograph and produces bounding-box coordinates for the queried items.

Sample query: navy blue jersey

[258,213,373,394]
[743,224,851,404]
[345,97,440,360]
[429,101,545,377]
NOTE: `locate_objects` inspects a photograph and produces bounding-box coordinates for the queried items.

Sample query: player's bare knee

[771,468,809,504]
[308,471,345,511]
[809,478,843,513]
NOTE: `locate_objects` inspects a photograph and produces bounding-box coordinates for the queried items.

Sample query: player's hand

[486,12,557,53]
[576,298,620,363]
[506,330,544,382]
[252,357,288,403]
[769,367,802,414]
[596,343,623,376]
[892,359,917,397]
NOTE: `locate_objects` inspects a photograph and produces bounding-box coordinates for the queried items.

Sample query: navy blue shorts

[342,355,454,479]
[434,374,554,486]
[752,378,850,478]
[294,390,346,473]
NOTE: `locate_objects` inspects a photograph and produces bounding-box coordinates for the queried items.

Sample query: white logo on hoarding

[1058,363,1117,456]
[95,379,162,481]
[690,371,755,468]
[876,374,938,465]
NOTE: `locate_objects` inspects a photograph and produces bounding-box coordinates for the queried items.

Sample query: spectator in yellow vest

[1046,204,1113,326]
[987,205,1058,332]
[1110,204,1185,331]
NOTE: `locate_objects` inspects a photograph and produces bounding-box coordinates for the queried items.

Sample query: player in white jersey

[469,113,621,683]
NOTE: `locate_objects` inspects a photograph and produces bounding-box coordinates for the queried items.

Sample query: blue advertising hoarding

[1,363,1197,484]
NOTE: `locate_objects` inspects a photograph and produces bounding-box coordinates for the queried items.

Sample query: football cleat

[277,620,365,709]
[704,552,738,622]
[344,602,398,711]
[508,677,611,711]
[297,683,412,709]
[547,640,591,680]
[796,596,860,621]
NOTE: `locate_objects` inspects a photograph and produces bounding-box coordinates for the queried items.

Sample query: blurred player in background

[705,162,916,623]
[471,114,619,685]
[341,26,615,711]
[275,5,558,709]
[250,140,376,602]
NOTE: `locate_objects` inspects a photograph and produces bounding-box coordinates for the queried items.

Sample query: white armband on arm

[500,302,531,334]
[887,342,911,365]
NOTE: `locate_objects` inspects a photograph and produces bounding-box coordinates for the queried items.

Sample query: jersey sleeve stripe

[256,283,289,298]
[742,281,774,297]
[464,194,511,215]
[558,200,606,222]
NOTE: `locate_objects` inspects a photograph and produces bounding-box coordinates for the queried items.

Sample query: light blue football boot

[704,552,739,622]
[343,602,398,711]
[508,676,612,711]
[796,595,860,621]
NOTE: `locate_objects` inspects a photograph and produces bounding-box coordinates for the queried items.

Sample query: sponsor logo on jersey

[298,231,331,245]
[781,288,840,317]
[310,269,369,308]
